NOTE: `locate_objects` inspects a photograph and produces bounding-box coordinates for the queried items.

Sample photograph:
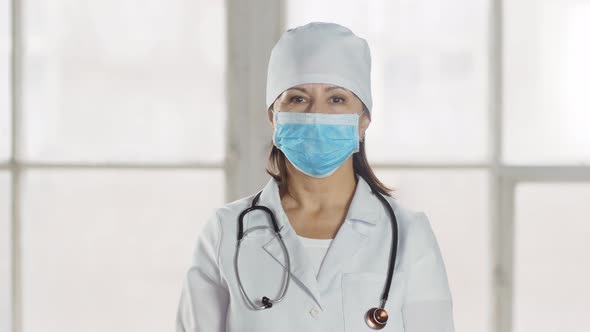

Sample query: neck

[281,158,357,212]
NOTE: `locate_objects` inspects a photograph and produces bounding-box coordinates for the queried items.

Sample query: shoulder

[212,194,256,223]
[195,192,260,245]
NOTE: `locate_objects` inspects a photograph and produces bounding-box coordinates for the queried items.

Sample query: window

[503,0,590,165]
[0,173,10,332]
[3,1,226,331]
[513,183,590,332]
[20,1,226,163]
[20,170,223,331]
[0,0,10,162]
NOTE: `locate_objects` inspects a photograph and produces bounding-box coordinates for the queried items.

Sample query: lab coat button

[309,307,320,318]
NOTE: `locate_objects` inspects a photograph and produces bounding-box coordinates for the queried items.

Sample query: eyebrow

[287,86,347,93]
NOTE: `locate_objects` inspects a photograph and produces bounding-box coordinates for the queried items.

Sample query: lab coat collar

[257,175,383,228]
[257,177,288,231]
[256,175,384,309]
[344,175,382,225]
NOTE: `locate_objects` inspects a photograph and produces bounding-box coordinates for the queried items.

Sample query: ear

[359,110,371,139]
[267,108,275,129]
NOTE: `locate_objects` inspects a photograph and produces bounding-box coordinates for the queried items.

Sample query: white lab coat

[176,176,455,332]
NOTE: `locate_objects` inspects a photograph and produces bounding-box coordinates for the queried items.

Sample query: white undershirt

[296,234,333,279]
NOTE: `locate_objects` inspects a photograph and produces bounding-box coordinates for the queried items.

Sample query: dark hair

[266,104,395,198]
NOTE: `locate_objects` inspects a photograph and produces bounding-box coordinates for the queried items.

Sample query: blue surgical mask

[272,111,361,178]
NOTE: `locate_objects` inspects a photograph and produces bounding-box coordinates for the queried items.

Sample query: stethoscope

[234,179,399,330]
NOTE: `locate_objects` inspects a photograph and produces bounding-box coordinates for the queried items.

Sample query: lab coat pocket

[341,271,406,332]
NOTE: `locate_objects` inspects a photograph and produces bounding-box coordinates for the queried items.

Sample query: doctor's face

[271,83,365,115]
[267,83,371,135]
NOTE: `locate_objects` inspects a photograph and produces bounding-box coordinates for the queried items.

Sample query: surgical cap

[266,22,373,113]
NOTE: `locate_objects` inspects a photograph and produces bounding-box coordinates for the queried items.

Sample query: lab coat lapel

[262,226,323,309]
[315,221,368,288]
[316,177,382,289]
[255,179,323,309]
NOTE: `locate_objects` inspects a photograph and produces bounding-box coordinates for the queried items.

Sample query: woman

[177,22,455,332]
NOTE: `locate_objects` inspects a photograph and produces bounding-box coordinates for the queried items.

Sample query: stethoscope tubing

[373,189,399,309]
[234,182,398,314]
[235,191,291,310]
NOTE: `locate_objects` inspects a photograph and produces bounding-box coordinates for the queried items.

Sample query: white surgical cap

[266,22,373,113]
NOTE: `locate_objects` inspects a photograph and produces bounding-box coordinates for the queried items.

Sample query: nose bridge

[308,90,328,113]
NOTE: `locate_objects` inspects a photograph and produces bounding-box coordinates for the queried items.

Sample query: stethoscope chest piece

[365,307,389,329]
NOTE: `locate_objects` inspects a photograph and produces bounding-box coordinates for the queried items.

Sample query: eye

[331,96,346,103]
[289,96,307,104]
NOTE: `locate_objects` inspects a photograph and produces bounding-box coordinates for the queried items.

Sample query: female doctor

[176,22,455,332]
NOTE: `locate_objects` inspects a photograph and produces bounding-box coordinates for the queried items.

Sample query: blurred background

[1,0,589,331]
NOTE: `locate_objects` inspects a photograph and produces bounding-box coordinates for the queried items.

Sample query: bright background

[1,0,589,332]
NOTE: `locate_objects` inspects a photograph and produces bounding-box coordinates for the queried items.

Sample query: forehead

[284,83,350,93]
